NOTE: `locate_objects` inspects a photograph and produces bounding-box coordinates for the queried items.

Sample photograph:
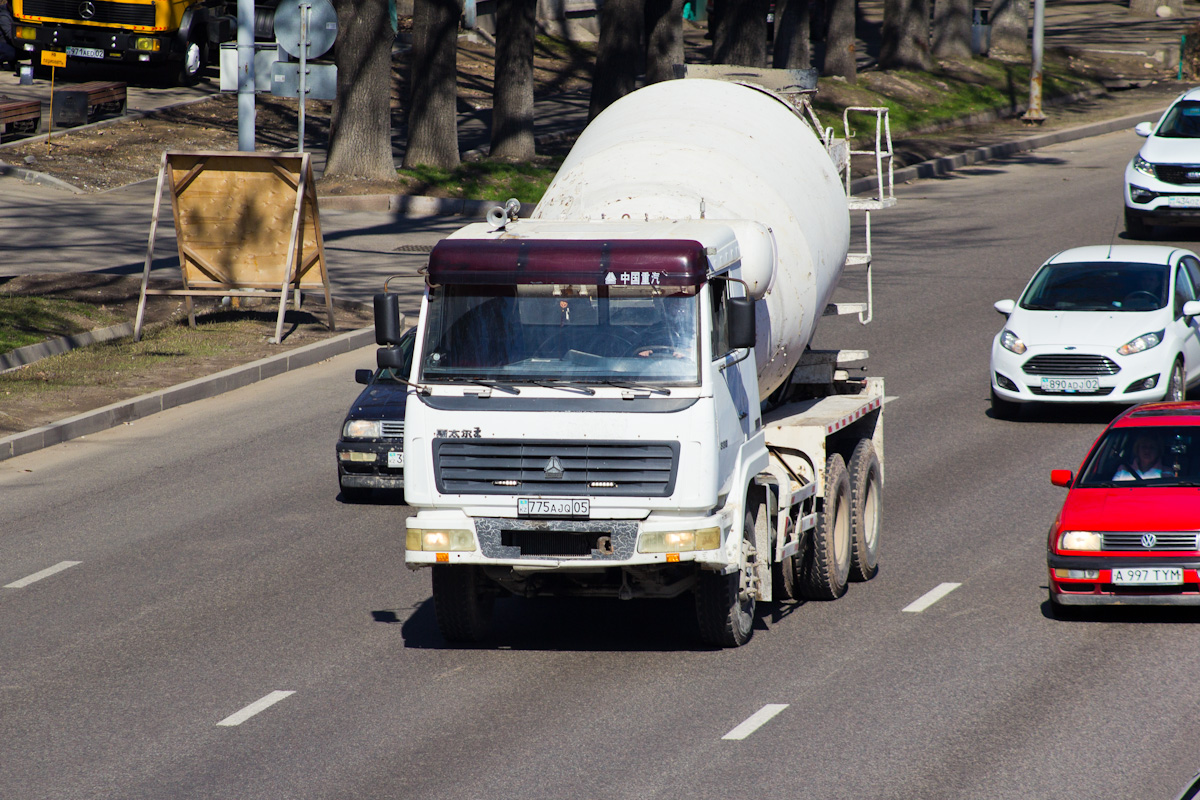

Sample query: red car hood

[1061,488,1200,532]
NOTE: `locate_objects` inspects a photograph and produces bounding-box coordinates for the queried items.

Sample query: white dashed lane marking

[902,582,962,613]
[722,704,789,740]
[4,561,82,589]
[216,691,296,727]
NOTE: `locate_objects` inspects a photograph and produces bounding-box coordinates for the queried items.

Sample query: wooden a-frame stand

[134,151,335,344]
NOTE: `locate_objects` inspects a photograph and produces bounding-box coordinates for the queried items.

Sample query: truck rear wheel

[848,440,881,582]
[799,454,851,600]
[695,495,760,647]
[431,565,495,643]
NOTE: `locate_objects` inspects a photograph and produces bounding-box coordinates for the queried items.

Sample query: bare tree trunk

[772,0,810,69]
[325,0,399,182]
[714,0,768,67]
[490,0,536,159]
[404,0,462,168]
[823,0,856,81]
[880,0,930,71]
[589,0,642,120]
[645,0,684,84]
[931,0,971,60]
[989,0,1029,58]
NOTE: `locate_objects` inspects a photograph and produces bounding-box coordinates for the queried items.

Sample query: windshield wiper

[436,377,521,395]
[527,379,596,396]
[598,380,672,396]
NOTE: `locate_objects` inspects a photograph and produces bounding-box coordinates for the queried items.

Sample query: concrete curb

[1,321,136,373]
[0,325,375,462]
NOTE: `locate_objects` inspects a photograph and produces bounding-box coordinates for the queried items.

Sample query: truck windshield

[420,283,700,386]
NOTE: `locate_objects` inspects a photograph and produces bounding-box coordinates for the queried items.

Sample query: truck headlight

[639,527,720,553]
[1000,329,1026,355]
[343,419,382,439]
[1058,530,1101,551]
[406,529,476,552]
[1117,330,1163,355]
[1132,154,1156,177]
[133,37,161,52]
[15,25,35,40]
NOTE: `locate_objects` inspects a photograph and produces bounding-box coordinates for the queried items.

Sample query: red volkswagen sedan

[1047,401,1200,613]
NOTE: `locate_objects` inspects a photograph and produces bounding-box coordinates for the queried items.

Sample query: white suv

[1125,87,1200,238]
[990,245,1200,419]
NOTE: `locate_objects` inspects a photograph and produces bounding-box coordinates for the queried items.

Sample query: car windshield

[1077,426,1200,487]
[1019,261,1168,311]
[1157,101,1200,138]
[419,283,700,386]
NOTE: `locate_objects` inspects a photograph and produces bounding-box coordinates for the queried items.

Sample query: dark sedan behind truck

[335,328,414,502]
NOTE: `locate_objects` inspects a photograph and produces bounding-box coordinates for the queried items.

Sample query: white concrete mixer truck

[375,68,896,647]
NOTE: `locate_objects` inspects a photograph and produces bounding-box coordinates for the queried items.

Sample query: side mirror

[1050,469,1073,487]
[373,293,406,346]
[377,346,406,372]
[994,299,1016,316]
[1184,299,1200,318]
[355,369,373,385]
[1135,121,1153,137]
[727,297,756,350]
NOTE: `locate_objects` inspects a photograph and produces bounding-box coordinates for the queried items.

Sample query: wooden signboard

[134,151,334,344]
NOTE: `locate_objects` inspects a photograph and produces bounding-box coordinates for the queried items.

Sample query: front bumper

[990,341,1170,406]
[21,29,179,65]
[336,440,404,489]
[404,510,734,571]
[1125,166,1200,227]
[1048,553,1200,605]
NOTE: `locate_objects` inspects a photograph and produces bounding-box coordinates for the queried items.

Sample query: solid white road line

[722,704,789,740]
[216,691,296,727]
[902,582,962,613]
[4,561,82,589]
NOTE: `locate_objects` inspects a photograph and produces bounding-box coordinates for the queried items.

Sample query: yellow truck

[12,0,230,84]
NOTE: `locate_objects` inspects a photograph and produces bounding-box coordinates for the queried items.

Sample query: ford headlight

[343,419,383,439]
[1000,329,1027,355]
[1058,530,1101,551]
[1132,154,1156,177]
[1117,330,1163,355]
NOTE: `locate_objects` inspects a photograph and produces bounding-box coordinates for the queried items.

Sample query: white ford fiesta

[990,245,1200,419]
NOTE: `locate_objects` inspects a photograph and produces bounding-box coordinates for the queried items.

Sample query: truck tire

[431,565,495,643]
[848,440,881,582]
[695,495,760,647]
[170,29,207,86]
[799,454,851,600]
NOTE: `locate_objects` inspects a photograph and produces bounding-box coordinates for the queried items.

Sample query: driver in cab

[1113,434,1173,481]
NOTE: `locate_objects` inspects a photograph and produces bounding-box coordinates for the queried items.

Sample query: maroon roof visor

[427,239,709,287]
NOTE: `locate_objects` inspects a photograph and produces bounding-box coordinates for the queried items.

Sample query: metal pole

[298,3,308,154]
[237,0,256,151]
[1023,0,1046,124]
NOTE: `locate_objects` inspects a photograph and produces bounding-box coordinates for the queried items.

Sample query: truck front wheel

[431,565,495,643]
[799,454,851,600]
[695,496,760,647]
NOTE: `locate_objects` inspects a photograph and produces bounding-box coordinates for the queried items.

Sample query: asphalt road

[5,127,1200,799]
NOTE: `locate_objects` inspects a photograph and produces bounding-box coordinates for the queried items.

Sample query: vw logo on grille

[543,455,564,480]
[78,0,96,18]
[1141,533,1157,548]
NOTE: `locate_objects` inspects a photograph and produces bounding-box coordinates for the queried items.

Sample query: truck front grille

[433,439,679,497]
[22,0,156,26]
